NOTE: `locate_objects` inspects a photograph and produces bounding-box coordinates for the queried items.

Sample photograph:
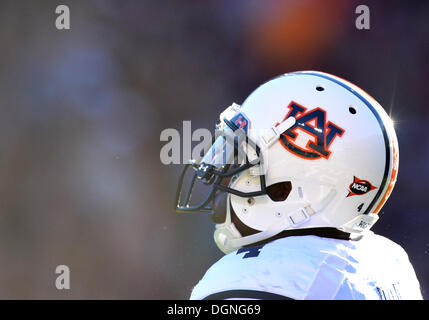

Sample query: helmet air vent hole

[349,106,357,114]
[316,86,324,91]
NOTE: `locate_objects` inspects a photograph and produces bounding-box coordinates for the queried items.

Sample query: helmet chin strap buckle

[288,207,311,226]
[287,189,337,226]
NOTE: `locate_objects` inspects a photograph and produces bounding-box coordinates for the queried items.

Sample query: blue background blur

[0,0,427,299]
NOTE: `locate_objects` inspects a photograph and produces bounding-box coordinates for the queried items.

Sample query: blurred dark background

[0,0,426,299]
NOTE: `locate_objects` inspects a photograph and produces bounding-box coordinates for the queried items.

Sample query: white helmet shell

[214,71,398,253]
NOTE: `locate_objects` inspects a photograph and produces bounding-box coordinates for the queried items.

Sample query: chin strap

[260,116,296,147]
[214,189,337,254]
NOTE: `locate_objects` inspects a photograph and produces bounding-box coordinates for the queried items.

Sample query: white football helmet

[176,71,399,254]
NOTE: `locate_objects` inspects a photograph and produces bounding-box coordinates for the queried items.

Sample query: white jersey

[190,232,422,300]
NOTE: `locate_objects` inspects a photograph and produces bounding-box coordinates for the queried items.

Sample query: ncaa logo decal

[279,101,345,159]
[347,176,377,197]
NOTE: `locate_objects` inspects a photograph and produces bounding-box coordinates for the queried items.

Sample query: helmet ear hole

[267,181,292,202]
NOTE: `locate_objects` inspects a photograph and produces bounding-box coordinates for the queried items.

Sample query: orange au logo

[347,176,377,197]
[279,101,345,160]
